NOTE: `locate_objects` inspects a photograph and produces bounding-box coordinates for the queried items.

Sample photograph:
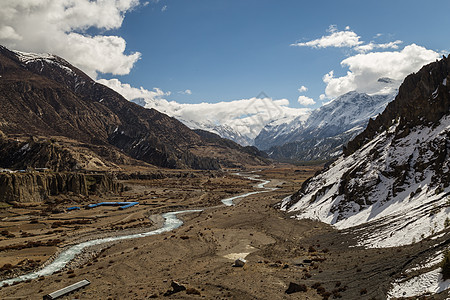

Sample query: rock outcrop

[0,172,123,204]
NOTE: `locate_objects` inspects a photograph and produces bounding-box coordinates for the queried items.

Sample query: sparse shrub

[332,289,342,298]
[0,264,13,271]
[360,288,367,295]
[309,245,316,252]
[312,282,322,289]
[442,250,450,280]
[316,286,326,294]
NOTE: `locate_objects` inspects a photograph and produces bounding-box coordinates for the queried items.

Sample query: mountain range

[130,88,396,163]
[0,46,268,171]
[255,91,395,162]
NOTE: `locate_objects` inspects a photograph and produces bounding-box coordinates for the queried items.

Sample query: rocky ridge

[282,56,450,248]
[0,45,267,170]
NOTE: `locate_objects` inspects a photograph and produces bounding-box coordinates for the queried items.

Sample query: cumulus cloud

[297,96,316,106]
[292,26,441,99]
[292,25,402,54]
[292,25,363,49]
[0,0,141,78]
[99,78,309,139]
[178,89,192,95]
[355,40,403,53]
[298,85,308,93]
[323,44,440,98]
[97,78,171,101]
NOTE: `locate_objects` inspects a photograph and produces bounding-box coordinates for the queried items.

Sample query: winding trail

[0,173,275,287]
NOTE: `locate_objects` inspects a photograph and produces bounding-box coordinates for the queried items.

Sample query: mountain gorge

[256,92,395,162]
[0,46,267,171]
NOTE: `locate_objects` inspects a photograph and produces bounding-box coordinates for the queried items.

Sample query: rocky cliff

[0,172,123,204]
[282,56,450,248]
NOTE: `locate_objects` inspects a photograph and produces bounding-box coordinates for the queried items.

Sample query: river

[0,173,274,287]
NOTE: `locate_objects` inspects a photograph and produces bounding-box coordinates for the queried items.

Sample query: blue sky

[0,0,448,111]
[103,0,449,108]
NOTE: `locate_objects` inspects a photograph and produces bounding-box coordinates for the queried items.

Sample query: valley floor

[0,165,448,299]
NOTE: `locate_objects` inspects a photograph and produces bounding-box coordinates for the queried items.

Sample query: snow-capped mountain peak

[255,91,395,161]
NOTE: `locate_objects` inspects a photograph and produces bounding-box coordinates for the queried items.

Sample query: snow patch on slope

[283,115,450,248]
[388,268,450,299]
[14,50,55,63]
[14,50,76,76]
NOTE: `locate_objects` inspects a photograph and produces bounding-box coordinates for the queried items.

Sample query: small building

[43,279,90,299]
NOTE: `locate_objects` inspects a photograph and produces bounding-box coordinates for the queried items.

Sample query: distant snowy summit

[256,91,395,162]
[282,56,450,248]
[130,95,310,147]
[130,89,395,164]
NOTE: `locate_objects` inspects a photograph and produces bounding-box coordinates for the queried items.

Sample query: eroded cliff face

[0,172,123,204]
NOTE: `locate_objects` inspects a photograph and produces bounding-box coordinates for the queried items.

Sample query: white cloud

[97,78,170,101]
[0,26,22,41]
[292,26,441,100]
[99,78,309,140]
[292,25,402,54]
[292,26,362,49]
[0,0,142,78]
[178,89,192,95]
[323,44,440,98]
[298,85,308,93]
[355,40,403,53]
[161,5,168,11]
[297,95,316,106]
